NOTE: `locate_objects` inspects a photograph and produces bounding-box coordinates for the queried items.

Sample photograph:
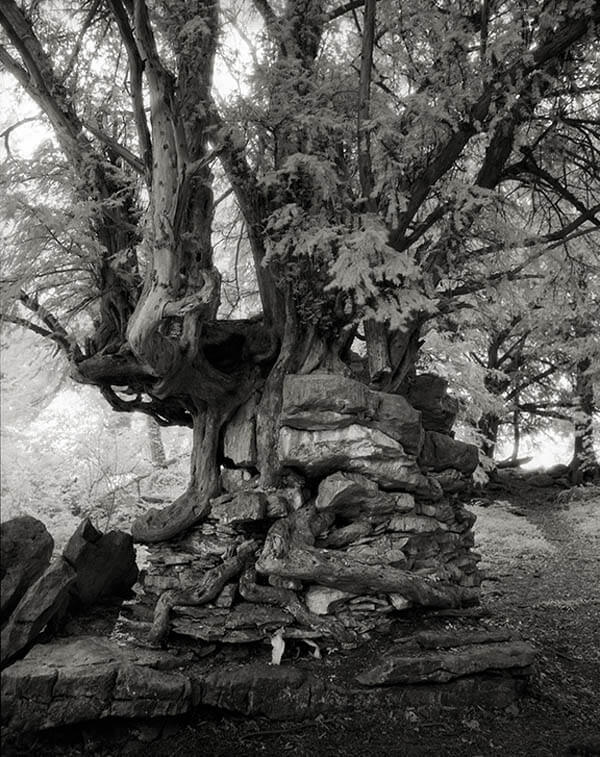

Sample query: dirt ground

[6,483,600,757]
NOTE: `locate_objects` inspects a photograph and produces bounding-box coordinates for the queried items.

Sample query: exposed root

[132,489,211,543]
[239,565,357,644]
[147,539,258,645]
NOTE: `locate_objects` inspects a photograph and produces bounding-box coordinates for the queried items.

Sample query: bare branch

[60,0,102,83]
[10,290,83,360]
[357,0,376,210]
[0,116,41,158]
[327,0,370,22]
[388,6,600,249]
[253,0,280,37]
[82,119,145,173]
[107,0,153,179]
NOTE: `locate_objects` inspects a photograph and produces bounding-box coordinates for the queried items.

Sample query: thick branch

[18,290,83,360]
[357,0,376,209]
[388,6,600,249]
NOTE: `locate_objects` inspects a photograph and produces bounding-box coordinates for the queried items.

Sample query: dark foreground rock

[63,518,138,606]
[0,559,76,668]
[1,519,138,669]
[0,516,54,621]
[1,632,535,734]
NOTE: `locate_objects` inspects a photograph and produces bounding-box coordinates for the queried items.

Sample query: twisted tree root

[239,565,357,644]
[147,539,258,645]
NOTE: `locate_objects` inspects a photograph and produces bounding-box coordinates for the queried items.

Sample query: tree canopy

[1,0,599,491]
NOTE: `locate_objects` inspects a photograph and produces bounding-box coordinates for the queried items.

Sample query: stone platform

[1,629,535,735]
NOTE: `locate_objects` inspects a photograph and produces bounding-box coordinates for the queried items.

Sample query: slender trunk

[479,413,500,458]
[146,416,167,467]
[509,405,521,463]
[570,357,599,474]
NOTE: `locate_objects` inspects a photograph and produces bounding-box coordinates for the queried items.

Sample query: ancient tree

[1,0,599,642]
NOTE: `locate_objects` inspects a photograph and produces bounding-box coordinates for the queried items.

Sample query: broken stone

[221,467,258,493]
[281,373,424,455]
[269,575,303,590]
[0,516,54,621]
[316,472,378,512]
[214,584,237,608]
[388,514,445,533]
[305,586,356,615]
[389,594,412,611]
[1,558,76,668]
[319,520,372,548]
[419,431,479,475]
[356,640,536,686]
[432,468,469,493]
[1,636,191,732]
[62,519,138,606]
[279,425,428,491]
[223,395,257,467]
[209,491,267,526]
[172,603,294,643]
[344,535,408,566]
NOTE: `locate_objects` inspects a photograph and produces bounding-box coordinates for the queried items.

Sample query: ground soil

[6,482,600,757]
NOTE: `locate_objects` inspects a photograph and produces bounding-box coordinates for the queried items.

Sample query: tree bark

[146,416,167,467]
[570,357,599,475]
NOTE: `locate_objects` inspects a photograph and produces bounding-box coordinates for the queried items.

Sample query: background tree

[1,0,599,542]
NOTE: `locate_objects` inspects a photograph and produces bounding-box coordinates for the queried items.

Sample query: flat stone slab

[356,639,536,686]
[1,637,192,732]
[2,633,535,734]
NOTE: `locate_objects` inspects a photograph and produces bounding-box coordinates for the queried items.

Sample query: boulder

[419,431,479,475]
[62,519,138,606]
[405,373,458,435]
[281,373,424,455]
[279,425,430,492]
[1,516,54,621]
[1,558,76,668]
[1,636,192,732]
[304,586,356,615]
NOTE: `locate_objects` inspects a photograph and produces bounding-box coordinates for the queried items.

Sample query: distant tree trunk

[479,413,500,458]
[509,405,521,463]
[570,357,599,476]
[146,416,166,467]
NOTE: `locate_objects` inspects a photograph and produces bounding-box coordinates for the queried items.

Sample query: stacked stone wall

[138,373,482,643]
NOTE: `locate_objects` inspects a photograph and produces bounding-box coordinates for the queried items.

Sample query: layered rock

[2,632,534,734]
[405,373,459,435]
[63,518,138,607]
[1,559,76,668]
[1,519,138,668]
[1,516,54,621]
[137,373,482,646]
